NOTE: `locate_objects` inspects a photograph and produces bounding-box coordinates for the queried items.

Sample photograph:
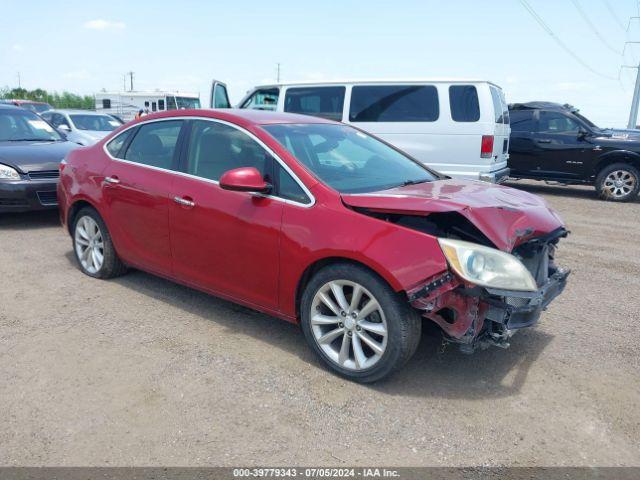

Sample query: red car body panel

[58,109,568,338]
[341,180,564,252]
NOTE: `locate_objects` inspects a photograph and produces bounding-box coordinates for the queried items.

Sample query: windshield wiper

[399,179,429,187]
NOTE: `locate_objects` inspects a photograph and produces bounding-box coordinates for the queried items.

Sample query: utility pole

[628,63,640,129]
[126,71,135,91]
[17,72,21,88]
[276,63,281,83]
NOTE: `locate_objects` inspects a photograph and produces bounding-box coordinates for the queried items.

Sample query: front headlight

[0,163,20,180]
[438,238,537,292]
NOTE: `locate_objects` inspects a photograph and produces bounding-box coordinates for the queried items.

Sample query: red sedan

[58,109,569,382]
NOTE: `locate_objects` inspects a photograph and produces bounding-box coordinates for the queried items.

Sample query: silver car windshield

[70,114,120,131]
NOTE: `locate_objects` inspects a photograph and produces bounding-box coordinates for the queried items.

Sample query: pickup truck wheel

[300,263,421,383]
[596,163,639,202]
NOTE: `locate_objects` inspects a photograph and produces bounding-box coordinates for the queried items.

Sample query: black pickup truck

[508,102,640,202]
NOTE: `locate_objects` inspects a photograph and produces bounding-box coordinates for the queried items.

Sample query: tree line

[1,87,94,109]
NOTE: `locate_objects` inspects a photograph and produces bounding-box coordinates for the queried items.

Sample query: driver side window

[538,111,580,134]
[241,88,279,111]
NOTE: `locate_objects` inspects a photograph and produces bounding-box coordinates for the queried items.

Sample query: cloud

[83,19,125,30]
[11,44,23,52]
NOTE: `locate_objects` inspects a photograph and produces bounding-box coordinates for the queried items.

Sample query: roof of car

[9,99,50,105]
[43,109,109,115]
[509,101,578,112]
[133,108,336,127]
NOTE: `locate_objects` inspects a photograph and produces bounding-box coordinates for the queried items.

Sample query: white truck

[211,79,511,182]
[95,90,201,122]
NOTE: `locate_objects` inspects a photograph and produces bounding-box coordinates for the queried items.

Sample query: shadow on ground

[0,210,60,230]
[73,264,554,401]
[504,180,640,203]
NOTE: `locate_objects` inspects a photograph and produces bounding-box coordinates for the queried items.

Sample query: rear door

[508,109,538,176]
[488,85,510,169]
[102,119,185,275]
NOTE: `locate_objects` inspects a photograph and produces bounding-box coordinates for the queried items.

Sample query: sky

[1,0,639,127]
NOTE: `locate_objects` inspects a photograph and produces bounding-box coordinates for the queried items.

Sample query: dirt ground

[0,180,639,467]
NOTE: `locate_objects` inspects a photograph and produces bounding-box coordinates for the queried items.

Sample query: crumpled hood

[0,140,78,173]
[341,179,565,251]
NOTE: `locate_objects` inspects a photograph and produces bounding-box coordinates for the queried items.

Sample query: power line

[602,0,626,30]
[570,0,621,55]
[519,0,618,80]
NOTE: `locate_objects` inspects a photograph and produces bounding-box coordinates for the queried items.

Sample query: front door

[529,110,592,179]
[169,119,282,309]
[102,119,184,275]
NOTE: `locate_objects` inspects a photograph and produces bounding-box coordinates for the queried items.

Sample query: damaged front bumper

[483,268,570,330]
[408,266,570,353]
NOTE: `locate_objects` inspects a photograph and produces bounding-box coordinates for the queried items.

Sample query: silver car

[40,109,123,146]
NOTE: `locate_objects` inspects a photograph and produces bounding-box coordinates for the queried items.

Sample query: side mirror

[57,124,71,132]
[219,167,271,193]
[577,128,589,140]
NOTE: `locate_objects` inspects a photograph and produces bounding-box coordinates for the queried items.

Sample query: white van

[211,79,511,182]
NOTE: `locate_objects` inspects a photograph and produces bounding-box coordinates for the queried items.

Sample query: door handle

[535,139,552,144]
[104,176,120,184]
[173,196,195,208]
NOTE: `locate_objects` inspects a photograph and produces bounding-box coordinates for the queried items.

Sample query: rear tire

[72,207,127,279]
[595,163,639,202]
[300,263,421,383]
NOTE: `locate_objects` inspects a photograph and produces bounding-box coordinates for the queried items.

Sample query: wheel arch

[66,197,103,236]
[595,150,640,176]
[294,256,404,320]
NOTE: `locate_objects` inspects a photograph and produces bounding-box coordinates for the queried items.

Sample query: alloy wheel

[310,280,388,371]
[603,170,637,199]
[74,216,105,274]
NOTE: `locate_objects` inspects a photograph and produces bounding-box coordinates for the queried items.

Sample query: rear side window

[124,120,183,170]
[509,110,535,132]
[349,85,439,122]
[105,130,132,158]
[284,87,345,121]
[449,85,480,122]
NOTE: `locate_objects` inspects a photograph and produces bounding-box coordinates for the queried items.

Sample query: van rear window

[284,86,345,121]
[349,85,439,122]
[449,85,480,122]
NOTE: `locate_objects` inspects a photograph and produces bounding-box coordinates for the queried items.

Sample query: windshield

[175,96,201,109]
[573,111,600,131]
[21,103,52,114]
[0,109,62,142]
[263,123,437,194]
[70,114,120,131]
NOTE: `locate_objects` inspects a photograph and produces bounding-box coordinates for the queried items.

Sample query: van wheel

[72,207,127,279]
[300,263,421,383]
[596,163,639,202]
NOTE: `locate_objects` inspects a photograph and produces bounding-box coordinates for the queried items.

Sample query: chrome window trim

[102,116,315,208]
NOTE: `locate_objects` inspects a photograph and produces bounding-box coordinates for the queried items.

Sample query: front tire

[301,263,421,383]
[72,207,127,279]
[596,163,639,202]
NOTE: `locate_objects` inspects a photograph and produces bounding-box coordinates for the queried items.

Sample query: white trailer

[95,90,201,122]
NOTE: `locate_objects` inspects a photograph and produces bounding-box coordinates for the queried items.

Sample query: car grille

[28,170,60,180]
[37,191,58,206]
